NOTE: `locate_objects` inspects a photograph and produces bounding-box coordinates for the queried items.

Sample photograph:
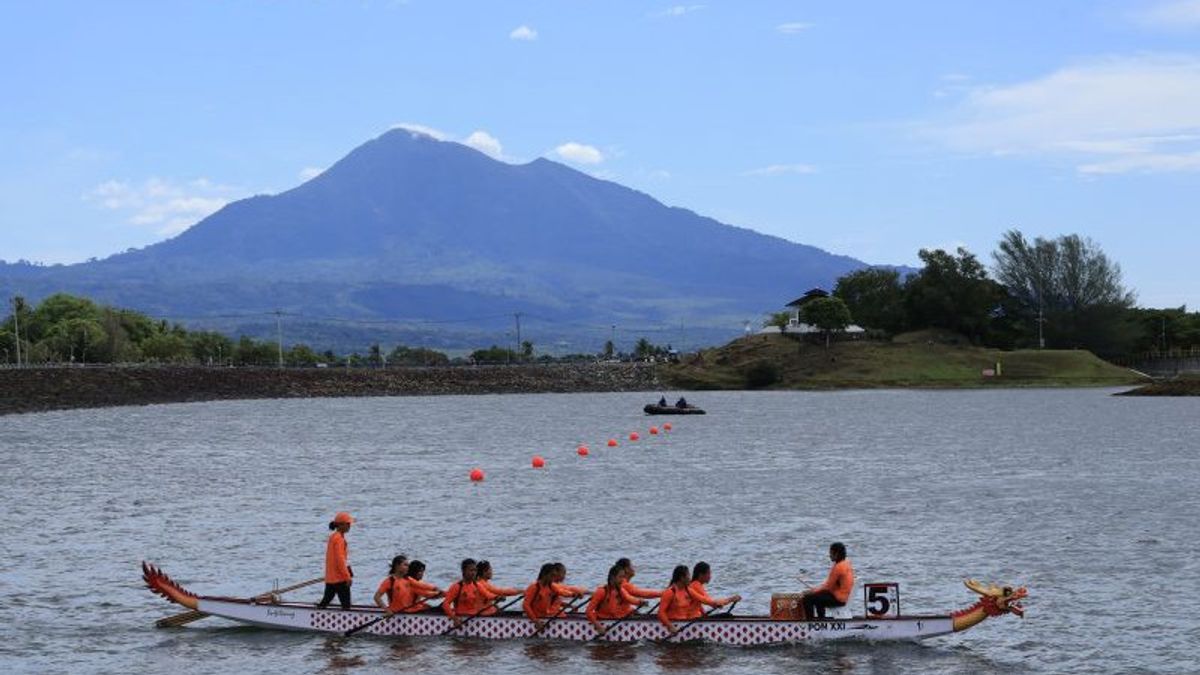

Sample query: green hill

[662,329,1145,390]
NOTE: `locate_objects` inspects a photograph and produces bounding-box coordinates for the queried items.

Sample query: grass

[662,330,1146,390]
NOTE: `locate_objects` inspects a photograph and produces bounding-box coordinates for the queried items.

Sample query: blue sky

[2,0,1198,308]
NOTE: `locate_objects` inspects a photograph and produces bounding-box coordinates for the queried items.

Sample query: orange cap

[333,511,354,525]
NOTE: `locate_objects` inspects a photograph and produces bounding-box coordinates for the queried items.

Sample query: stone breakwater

[0,364,661,416]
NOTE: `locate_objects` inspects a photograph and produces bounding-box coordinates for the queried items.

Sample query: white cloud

[298,166,325,181]
[509,25,537,40]
[1134,0,1200,29]
[389,122,449,140]
[927,55,1200,174]
[463,130,503,159]
[743,163,817,176]
[84,177,245,236]
[776,22,813,34]
[553,142,605,165]
[654,5,704,18]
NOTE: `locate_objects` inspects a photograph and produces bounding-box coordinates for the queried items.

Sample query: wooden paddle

[589,599,659,642]
[655,599,739,644]
[155,576,324,628]
[441,594,524,636]
[344,593,441,637]
[529,593,590,638]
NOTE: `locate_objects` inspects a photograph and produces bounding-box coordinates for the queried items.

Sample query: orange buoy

[469,468,485,482]
[531,455,545,468]
[649,426,659,435]
[607,438,618,447]
[629,432,640,441]
[663,423,672,431]
[577,446,589,457]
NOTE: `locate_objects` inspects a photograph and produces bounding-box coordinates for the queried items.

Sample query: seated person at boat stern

[802,542,854,619]
[317,511,354,609]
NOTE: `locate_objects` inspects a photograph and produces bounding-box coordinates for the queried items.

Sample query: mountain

[2,129,881,351]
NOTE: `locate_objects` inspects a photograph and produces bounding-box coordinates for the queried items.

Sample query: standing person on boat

[523,562,587,629]
[372,555,408,613]
[687,561,740,618]
[587,565,645,636]
[657,565,696,635]
[443,558,495,627]
[391,560,442,613]
[317,511,354,609]
[801,542,855,619]
[658,395,667,407]
[476,560,521,615]
[615,557,662,600]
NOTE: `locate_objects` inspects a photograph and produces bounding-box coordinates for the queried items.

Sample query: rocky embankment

[0,363,660,416]
[1115,377,1200,396]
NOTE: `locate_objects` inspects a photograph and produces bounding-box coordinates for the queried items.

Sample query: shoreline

[0,364,661,416]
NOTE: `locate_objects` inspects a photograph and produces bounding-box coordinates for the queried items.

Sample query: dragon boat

[143,563,1025,645]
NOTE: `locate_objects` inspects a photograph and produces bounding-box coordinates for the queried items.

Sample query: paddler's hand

[594,624,607,636]
[533,619,545,631]
[384,610,395,617]
[728,594,742,604]
[452,616,462,628]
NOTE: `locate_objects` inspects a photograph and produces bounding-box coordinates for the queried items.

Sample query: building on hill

[760,287,866,336]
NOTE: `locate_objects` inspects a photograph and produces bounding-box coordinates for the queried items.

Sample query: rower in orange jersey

[615,557,662,601]
[317,511,354,609]
[523,562,588,630]
[587,565,646,636]
[372,555,408,613]
[387,560,442,614]
[476,560,521,615]
[686,561,740,619]
[657,565,697,635]
[443,558,496,627]
[801,542,855,619]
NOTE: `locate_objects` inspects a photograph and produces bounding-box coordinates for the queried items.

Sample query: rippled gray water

[1,389,1198,674]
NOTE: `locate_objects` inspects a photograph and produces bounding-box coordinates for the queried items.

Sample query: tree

[834,268,905,334]
[763,311,792,333]
[602,340,614,359]
[189,331,233,365]
[904,247,1005,343]
[802,296,853,349]
[140,332,189,362]
[521,340,533,359]
[286,344,321,367]
[993,230,1136,352]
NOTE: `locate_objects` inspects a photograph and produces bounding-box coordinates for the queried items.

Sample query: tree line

[799,229,1198,357]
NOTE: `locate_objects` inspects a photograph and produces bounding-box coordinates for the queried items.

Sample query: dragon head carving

[963,578,1027,617]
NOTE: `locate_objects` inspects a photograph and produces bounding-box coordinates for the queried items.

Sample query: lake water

[1,389,1197,674]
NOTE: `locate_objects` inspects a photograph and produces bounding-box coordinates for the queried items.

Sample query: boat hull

[196,599,954,645]
[643,405,706,415]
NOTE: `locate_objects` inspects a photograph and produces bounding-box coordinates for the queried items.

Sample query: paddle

[441,594,523,636]
[344,593,441,637]
[155,576,324,628]
[589,599,659,642]
[529,593,590,638]
[655,599,739,644]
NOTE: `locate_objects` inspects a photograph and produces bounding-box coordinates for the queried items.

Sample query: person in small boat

[801,542,854,619]
[686,561,740,618]
[523,562,587,629]
[476,559,522,615]
[675,397,688,408]
[373,555,408,613]
[657,565,697,635]
[389,560,442,614]
[317,511,354,609]
[615,557,662,600]
[587,565,646,636]
[443,558,496,626]
[658,395,667,407]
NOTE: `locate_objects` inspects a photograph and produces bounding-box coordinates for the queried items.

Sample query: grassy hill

[662,329,1145,390]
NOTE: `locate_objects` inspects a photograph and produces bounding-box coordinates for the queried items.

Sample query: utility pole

[1036,301,1045,349]
[514,312,522,359]
[11,297,21,367]
[275,309,284,369]
[610,324,616,356]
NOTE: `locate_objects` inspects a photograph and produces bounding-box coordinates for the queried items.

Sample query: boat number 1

[863,583,900,618]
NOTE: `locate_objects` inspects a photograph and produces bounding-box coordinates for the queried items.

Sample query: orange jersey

[444,580,495,617]
[686,580,721,618]
[376,576,404,612]
[324,531,351,584]
[658,585,698,624]
[522,581,584,619]
[815,559,855,604]
[387,577,439,613]
[621,579,662,599]
[586,584,640,622]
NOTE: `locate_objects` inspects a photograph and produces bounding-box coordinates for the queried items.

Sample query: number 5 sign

[863,583,900,618]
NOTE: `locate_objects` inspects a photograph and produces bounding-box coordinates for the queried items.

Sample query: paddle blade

[155,610,209,628]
